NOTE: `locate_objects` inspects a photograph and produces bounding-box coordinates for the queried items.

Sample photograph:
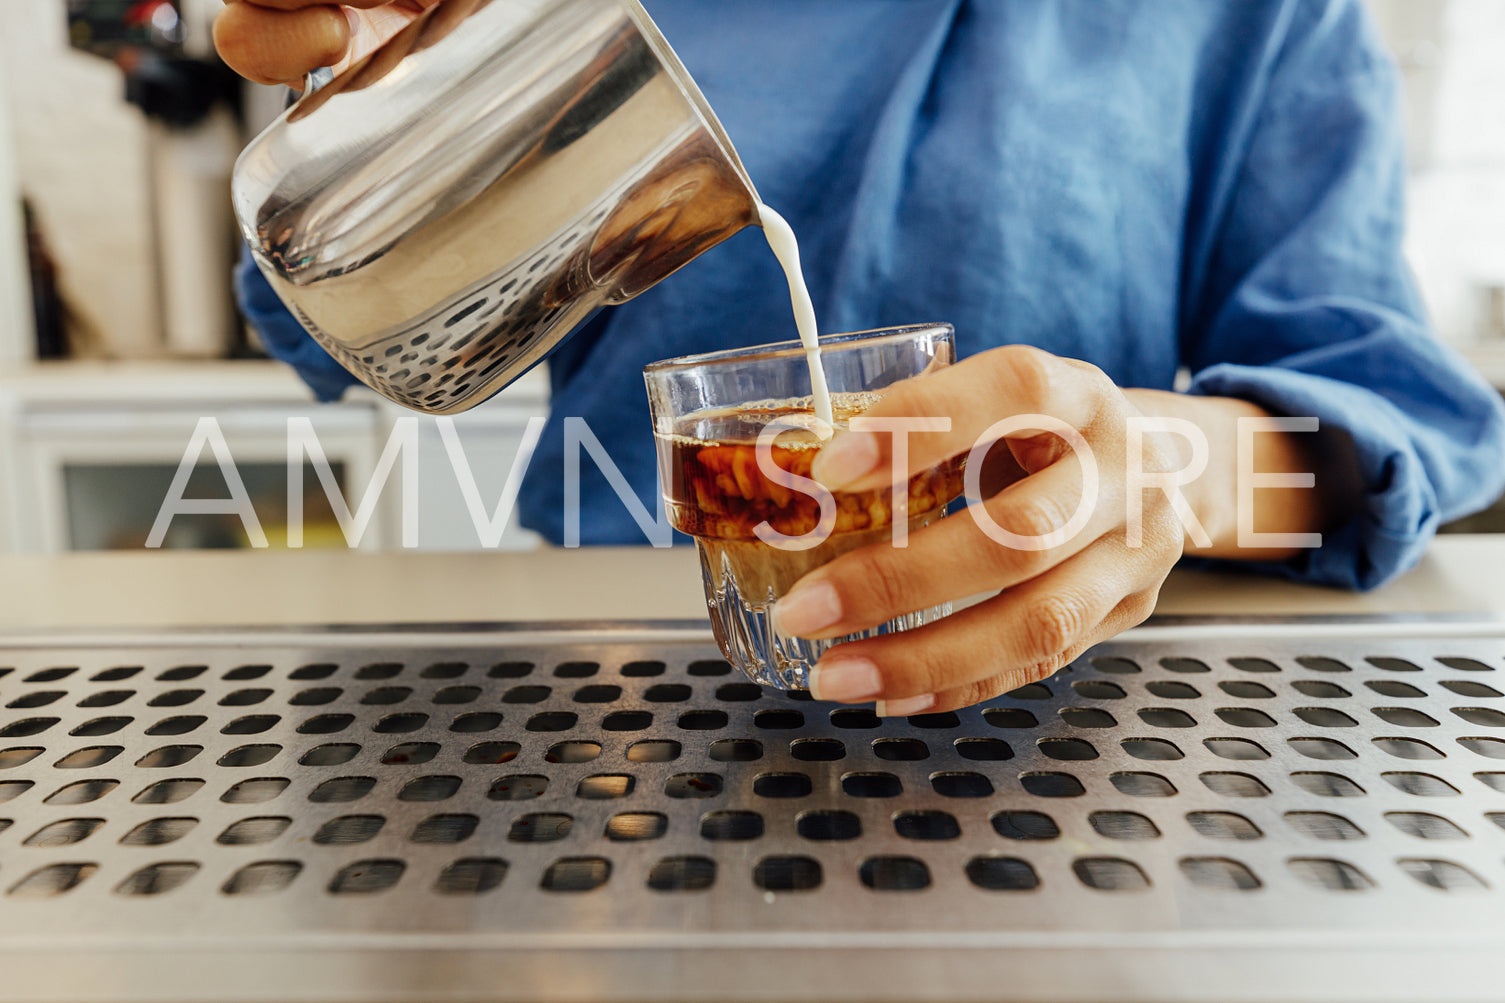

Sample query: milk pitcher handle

[283,66,335,109]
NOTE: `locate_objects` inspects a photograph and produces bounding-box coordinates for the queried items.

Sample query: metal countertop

[0,618,1501,1001]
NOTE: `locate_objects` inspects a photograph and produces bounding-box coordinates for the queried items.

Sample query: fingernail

[773,580,841,637]
[876,694,936,718]
[808,657,883,703]
[344,6,362,38]
[811,431,880,490]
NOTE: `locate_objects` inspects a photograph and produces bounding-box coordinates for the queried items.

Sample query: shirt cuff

[1184,363,1444,591]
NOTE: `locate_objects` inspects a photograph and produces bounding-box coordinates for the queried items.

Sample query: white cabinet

[15,400,384,552]
[0,360,550,552]
[402,403,546,552]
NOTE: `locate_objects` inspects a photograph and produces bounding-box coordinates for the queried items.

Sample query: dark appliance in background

[23,198,66,358]
[66,0,185,55]
[65,0,245,358]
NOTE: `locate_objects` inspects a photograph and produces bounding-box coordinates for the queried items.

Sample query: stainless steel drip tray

[2,618,1505,1003]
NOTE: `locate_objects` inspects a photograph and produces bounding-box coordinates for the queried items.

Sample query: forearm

[1124,389,1364,561]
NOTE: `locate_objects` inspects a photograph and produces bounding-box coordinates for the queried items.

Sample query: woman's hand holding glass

[776,343,1344,716]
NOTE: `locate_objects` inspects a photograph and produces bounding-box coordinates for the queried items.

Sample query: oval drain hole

[434,858,508,895]
[222,861,301,896]
[116,862,199,896]
[1179,857,1261,891]
[217,817,291,846]
[700,811,764,841]
[1287,857,1373,891]
[753,856,821,892]
[606,812,667,842]
[647,856,715,892]
[540,857,610,893]
[859,856,931,891]
[507,813,571,843]
[416,813,482,844]
[136,778,207,804]
[1073,857,1150,891]
[327,859,405,895]
[967,856,1039,891]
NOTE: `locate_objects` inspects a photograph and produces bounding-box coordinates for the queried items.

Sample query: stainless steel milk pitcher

[231,0,761,414]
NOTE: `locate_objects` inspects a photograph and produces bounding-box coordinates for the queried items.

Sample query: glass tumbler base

[698,540,953,691]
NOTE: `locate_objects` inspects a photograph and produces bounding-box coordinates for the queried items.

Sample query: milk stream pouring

[232,0,838,421]
[759,206,835,426]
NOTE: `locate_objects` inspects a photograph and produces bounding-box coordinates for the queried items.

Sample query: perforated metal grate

[1,621,1504,1002]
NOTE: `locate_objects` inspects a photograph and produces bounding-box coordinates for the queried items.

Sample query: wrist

[1122,388,1346,560]
[1121,389,1224,550]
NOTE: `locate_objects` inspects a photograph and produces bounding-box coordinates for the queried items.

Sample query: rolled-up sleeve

[1181,0,1505,589]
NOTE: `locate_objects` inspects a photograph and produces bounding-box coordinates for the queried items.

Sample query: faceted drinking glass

[644,324,964,689]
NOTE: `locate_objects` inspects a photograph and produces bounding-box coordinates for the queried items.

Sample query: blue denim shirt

[239,0,1505,589]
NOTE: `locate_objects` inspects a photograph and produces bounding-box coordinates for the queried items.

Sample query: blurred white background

[4,0,1505,358]
[0,0,1500,551]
